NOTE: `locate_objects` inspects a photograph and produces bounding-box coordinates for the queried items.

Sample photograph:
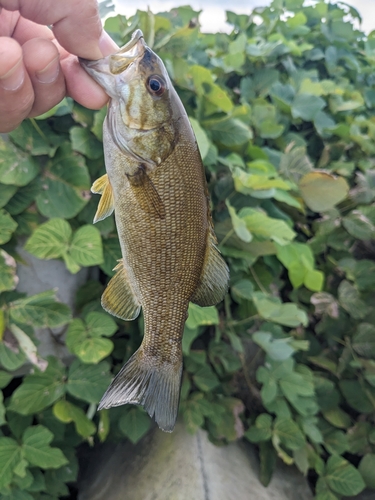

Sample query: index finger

[0,0,113,59]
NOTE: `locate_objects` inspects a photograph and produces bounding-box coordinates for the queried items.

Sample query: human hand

[0,0,118,132]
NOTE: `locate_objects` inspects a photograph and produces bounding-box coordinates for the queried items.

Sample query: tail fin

[98,348,183,432]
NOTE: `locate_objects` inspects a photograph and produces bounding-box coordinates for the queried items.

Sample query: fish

[79,29,229,432]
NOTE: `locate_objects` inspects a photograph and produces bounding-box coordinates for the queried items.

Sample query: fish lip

[109,31,146,75]
[79,29,146,74]
[117,29,144,55]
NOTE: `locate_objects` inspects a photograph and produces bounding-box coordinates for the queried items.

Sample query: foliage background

[1,0,375,498]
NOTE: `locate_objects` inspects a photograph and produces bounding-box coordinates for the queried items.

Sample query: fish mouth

[109,29,146,74]
[79,29,146,76]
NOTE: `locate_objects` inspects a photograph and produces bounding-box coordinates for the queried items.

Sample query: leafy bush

[1,0,375,497]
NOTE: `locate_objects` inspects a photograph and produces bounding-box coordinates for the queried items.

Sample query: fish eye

[147,75,166,96]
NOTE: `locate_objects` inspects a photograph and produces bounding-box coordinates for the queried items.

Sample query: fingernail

[0,58,25,91]
[36,56,60,84]
[99,31,119,57]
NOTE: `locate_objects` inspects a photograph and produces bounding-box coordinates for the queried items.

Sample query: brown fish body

[105,108,208,378]
[80,30,228,431]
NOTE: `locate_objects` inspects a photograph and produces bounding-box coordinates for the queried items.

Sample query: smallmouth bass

[80,30,229,432]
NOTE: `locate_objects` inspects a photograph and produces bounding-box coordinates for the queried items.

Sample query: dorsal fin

[191,232,229,307]
[102,260,141,320]
[91,174,115,223]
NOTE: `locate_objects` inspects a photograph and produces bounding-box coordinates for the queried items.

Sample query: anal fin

[191,232,229,307]
[102,259,141,320]
[91,174,115,223]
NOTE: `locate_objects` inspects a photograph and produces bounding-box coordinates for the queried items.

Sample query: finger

[0,0,117,59]
[61,54,109,110]
[22,38,66,118]
[0,36,34,132]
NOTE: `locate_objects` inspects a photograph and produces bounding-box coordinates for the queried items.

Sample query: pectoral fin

[91,174,115,223]
[102,260,141,320]
[127,165,166,219]
[191,232,229,307]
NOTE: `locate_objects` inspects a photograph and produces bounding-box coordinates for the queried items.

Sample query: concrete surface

[79,422,314,500]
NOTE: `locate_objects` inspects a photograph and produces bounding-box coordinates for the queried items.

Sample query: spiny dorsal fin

[101,259,141,320]
[191,232,229,307]
[91,174,115,223]
[127,165,166,219]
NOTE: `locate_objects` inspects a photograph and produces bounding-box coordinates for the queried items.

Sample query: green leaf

[0,437,21,489]
[279,372,314,401]
[91,107,106,141]
[208,118,252,147]
[304,269,324,292]
[74,337,113,364]
[0,137,39,186]
[338,280,370,320]
[8,358,66,414]
[5,179,41,215]
[233,166,291,193]
[358,453,375,489]
[53,400,96,438]
[352,323,375,358]
[315,479,340,500]
[252,292,308,327]
[193,365,220,391]
[0,209,17,244]
[35,144,90,219]
[118,408,151,444]
[0,370,12,388]
[24,218,71,260]
[299,171,349,212]
[226,201,252,242]
[253,332,295,361]
[343,210,375,240]
[339,380,374,413]
[67,360,112,404]
[276,242,323,291]
[273,418,305,450]
[322,408,351,429]
[100,236,121,276]
[257,366,278,405]
[259,441,277,487]
[22,425,68,469]
[231,279,254,301]
[0,392,6,426]
[66,313,116,364]
[325,455,365,496]
[70,127,103,159]
[191,65,233,112]
[186,303,219,329]
[0,250,18,293]
[98,409,110,442]
[240,208,295,245]
[85,312,117,337]
[0,184,18,208]
[0,342,26,371]
[10,324,47,371]
[189,117,210,159]
[10,290,71,327]
[292,94,325,121]
[245,414,273,442]
[324,430,350,455]
[69,225,103,267]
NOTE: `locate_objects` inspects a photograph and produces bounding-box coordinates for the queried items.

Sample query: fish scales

[80,29,229,431]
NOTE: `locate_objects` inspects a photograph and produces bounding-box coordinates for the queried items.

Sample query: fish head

[80,30,178,164]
